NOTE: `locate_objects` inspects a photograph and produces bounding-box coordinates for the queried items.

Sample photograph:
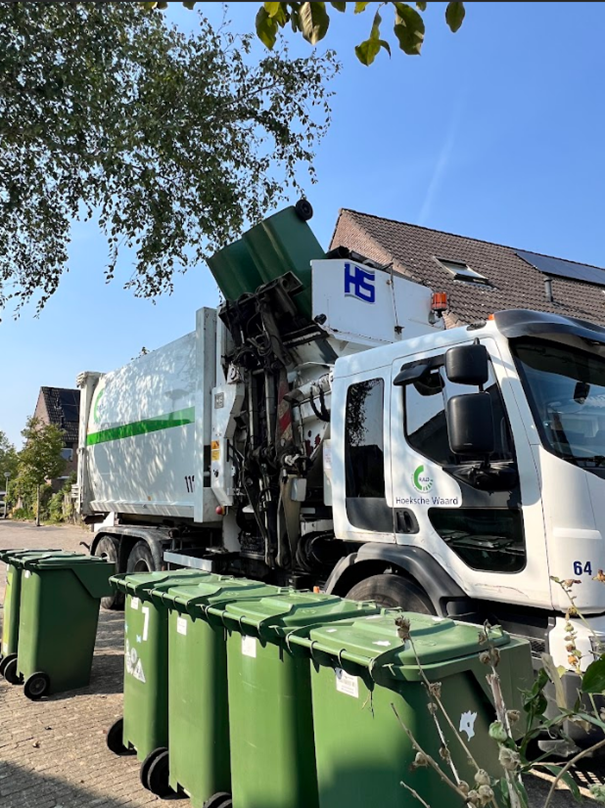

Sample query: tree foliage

[0,2,336,314]
[18,417,66,488]
[145,2,465,66]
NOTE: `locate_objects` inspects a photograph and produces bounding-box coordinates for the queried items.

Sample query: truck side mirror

[447,393,494,456]
[445,344,489,387]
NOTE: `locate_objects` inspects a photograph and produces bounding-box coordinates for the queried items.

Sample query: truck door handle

[395,509,419,534]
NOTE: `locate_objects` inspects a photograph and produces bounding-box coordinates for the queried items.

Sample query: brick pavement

[0,520,594,806]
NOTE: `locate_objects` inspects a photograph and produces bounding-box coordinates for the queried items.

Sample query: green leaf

[355,37,380,66]
[354,9,390,65]
[182,1,197,9]
[299,2,330,45]
[416,1,427,9]
[393,3,425,55]
[379,39,392,57]
[264,2,283,17]
[537,765,581,803]
[330,1,347,10]
[581,656,605,693]
[541,653,568,709]
[354,2,370,13]
[445,1,465,33]
[256,7,279,48]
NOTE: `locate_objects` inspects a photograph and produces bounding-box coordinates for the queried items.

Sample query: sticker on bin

[25,570,31,578]
[131,597,140,610]
[177,616,188,636]
[335,668,359,698]
[242,635,257,658]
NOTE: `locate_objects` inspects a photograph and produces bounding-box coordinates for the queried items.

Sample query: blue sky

[3,1,605,446]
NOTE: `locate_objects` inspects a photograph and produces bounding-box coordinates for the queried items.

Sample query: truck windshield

[512,337,605,468]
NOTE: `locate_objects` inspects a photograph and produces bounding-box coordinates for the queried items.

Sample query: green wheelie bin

[152,577,290,805]
[290,611,534,808]
[210,592,381,808]
[0,549,61,682]
[15,552,114,699]
[105,569,216,786]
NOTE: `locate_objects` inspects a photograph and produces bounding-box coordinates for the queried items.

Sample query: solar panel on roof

[516,249,605,287]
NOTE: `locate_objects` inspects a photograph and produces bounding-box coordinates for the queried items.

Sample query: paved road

[0,521,596,807]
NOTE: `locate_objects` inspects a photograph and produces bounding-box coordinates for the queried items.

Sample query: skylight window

[436,258,489,285]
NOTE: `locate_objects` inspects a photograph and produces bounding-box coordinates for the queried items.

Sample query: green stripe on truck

[86,407,195,446]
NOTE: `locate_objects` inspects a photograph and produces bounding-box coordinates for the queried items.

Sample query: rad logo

[412,464,433,493]
[344,262,375,304]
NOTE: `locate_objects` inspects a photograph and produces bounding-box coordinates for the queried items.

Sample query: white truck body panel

[80,310,220,521]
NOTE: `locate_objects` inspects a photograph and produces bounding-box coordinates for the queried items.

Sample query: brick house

[33,387,81,487]
[331,209,605,328]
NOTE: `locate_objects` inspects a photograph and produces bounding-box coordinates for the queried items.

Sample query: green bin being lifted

[15,552,114,699]
[0,549,61,682]
[207,201,324,317]
[290,611,533,808]
[153,578,290,804]
[106,570,215,784]
[212,592,380,808]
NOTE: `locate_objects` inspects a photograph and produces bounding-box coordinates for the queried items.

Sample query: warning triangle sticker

[133,658,146,683]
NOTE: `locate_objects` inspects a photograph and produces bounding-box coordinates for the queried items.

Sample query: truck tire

[346,573,435,614]
[94,536,124,611]
[127,541,156,574]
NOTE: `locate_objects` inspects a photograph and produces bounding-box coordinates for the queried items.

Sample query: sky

[3,1,605,446]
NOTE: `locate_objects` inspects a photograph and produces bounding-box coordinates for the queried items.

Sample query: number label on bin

[177,616,188,636]
[242,635,257,658]
[335,668,359,698]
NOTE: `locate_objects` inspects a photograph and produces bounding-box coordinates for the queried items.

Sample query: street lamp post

[4,472,10,519]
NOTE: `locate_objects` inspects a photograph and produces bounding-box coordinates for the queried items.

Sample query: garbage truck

[76,201,605,737]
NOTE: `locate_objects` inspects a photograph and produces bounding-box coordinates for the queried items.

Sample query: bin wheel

[295,198,313,221]
[203,793,232,808]
[106,717,134,756]
[346,573,435,614]
[140,747,162,791]
[145,748,174,798]
[3,655,23,685]
[0,652,14,677]
[24,671,50,700]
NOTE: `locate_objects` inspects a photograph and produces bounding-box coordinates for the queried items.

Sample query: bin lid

[20,552,114,599]
[217,592,380,638]
[298,611,511,680]
[158,578,289,615]
[109,569,214,600]
[5,550,87,568]
[0,548,63,564]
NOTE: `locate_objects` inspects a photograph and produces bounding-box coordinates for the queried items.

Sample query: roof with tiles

[39,387,80,443]
[330,209,605,328]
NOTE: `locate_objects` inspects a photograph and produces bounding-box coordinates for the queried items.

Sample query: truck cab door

[331,368,395,544]
[388,339,548,606]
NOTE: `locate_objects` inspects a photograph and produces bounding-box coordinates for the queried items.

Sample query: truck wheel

[94,536,124,610]
[346,573,435,614]
[127,541,156,574]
